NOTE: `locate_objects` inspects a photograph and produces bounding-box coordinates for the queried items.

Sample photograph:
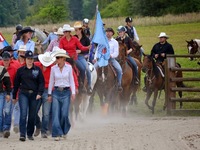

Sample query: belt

[20,89,34,94]
[54,87,70,91]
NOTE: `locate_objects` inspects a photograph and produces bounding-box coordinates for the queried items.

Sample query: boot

[118,85,123,92]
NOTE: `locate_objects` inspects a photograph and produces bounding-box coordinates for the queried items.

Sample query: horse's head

[117,40,127,64]
[130,41,142,62]
[142,53,154,73]
[186,39,198,60]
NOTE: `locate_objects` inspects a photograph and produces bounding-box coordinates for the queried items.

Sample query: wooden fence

[165,54,200,115]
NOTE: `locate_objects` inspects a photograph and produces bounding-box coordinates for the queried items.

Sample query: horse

[142,54,185,114]
[117,41,137,116]
[186,39,200,61]
[129,40,142,63]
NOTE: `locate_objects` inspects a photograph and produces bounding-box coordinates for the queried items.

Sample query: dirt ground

[0,113,200,150]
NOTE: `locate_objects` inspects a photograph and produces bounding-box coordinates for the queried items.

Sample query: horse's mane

[147,55,160,78]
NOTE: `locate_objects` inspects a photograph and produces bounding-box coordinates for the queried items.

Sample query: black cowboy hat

[20,50,37,59]
[106,28,115,35]
[0,46,16,56]
[19,27,35,35]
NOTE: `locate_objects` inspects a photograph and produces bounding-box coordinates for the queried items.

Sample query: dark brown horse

[186,39,200,61]
[129,41,142,63]
[142,54,185,114]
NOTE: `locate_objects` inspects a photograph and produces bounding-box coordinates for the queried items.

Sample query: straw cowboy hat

[38,52,56,67]
[73,21,83,29]
[54,27,64,35]
[18,45,27,52]
[19,27,35,34]
[158,32,169,39]
[62,24,74,32]
[51,46,70,58]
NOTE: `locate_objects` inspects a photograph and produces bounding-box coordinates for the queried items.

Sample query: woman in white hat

[34,52,56,138]
[17,45,26,66]
[73,21,92,94]
[46,27,64,52]
[48,49,75,141]
[59,24,90,91]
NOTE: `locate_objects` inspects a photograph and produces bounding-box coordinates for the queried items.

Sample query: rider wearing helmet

[12,24,23,47]
[82,18,91,39]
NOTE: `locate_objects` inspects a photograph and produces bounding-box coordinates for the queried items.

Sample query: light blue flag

[92,11,110,67]
[0,32,9,49]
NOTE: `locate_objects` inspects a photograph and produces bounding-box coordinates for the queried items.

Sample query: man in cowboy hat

[151,32,174,63]
[142,32,174,92]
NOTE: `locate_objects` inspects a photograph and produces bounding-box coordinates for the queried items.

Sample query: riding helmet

[125,17,133,23]
[16,24,23,31]
[83,18,89,24]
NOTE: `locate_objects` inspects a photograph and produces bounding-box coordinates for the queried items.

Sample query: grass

[1,13,200,116]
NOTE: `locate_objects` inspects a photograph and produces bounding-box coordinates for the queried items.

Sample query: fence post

[165,56,176,115]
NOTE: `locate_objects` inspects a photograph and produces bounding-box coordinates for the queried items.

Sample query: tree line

[0,0,199,27]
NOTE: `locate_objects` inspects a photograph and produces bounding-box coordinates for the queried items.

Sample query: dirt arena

[1,114,200,150]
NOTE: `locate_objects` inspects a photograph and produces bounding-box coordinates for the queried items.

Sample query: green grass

[2,21,200,116]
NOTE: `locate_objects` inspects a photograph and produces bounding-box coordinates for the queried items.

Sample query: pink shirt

[48,63,75,94]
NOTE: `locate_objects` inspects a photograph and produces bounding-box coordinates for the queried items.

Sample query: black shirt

[74,34,90,55]
[13,65,45,99]
[151,42,174,63]
[0,66,11,94]
[125,26,135,40]
[116,36,133,50]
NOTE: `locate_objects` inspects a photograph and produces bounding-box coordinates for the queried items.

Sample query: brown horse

[129,41,142,63]
[117,41,142,115]
[142,54,185,114]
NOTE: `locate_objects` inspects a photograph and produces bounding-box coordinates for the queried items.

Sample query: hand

[155,54,159,58]
[127,48,132,54]
[76,89,79,94]
[87,45,91,50]
[71,94,76,102]
[76,50,81,54]
[5,95,10,102]
[36,95,41,100]
[161,53,165,57]
[93,59,97,63]
[47,96,52,102]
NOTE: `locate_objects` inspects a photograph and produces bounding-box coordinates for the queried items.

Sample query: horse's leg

[145,89,153,110]
[152,89,159,114]
[81,95,90,120]
[88,90,95,113]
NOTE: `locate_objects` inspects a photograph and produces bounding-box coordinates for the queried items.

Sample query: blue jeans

[109,58,122,86]
[18,91,39,137]
[12,102,20,126]
[76,55,92,87]
[127,55,138,78]
[52,88,71,137]
[36,89,51,134]
[0,92,12,132]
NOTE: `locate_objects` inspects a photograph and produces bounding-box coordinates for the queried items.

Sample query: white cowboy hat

[18,45,27,52]
[38,52,56,67]
[158,32,169,38]
[51,46,70,58]
[62,24,74,32]
[54,27,64,35]
[73,21,83,29]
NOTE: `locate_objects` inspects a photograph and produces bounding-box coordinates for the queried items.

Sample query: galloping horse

[142,54,185,114]
[186,39,200,61]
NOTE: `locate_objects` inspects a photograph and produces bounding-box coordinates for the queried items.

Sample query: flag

[92,11,110,67]
[0,32,9,49]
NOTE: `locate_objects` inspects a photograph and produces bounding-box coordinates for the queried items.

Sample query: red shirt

[34,62,51,89]
[0,60,21,88]
[59,36,88,60]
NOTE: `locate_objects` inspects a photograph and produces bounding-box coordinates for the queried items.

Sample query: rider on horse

[143,32,174,92]
[93,27,123,91]
[116,26,139,85]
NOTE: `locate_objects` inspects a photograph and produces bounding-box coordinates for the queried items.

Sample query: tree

[69,0,83,20]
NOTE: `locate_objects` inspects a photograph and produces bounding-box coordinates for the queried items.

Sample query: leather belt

[20,89,34,94]
[54,87,70,91]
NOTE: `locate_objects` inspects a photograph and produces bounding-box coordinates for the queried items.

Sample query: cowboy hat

[106,28,115,35]
[20,50,36,59]
[54,27,64,35]
[73,21,83,29]
[2,52,11,60]
[38,52,56,67]
[63,24,74,32]
[158,32,169,38]
[51,46,70,58]
[19,27,35,35]
[18,45,27,52]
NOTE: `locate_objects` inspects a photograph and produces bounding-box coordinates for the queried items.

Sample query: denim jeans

[127,55,138,77]
[0,92,12,132]
[36,89,51,134]
[109,58,123,86]
[12,101,20,126]
[18,91,39,137]
[52,88,71,137]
